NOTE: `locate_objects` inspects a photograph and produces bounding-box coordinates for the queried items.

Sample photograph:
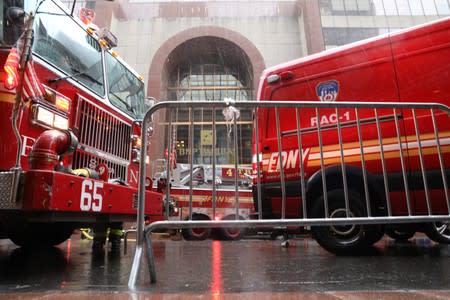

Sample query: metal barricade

[128,100,450,288]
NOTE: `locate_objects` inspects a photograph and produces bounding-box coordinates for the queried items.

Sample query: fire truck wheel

[424,222,450,244]
[181,214,212,241]
[216,215,246,240]
[8,223,75,247]
[310,189,378,255]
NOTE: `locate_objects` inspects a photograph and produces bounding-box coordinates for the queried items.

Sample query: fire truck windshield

[105,51,147,119]
[32,0,104,95]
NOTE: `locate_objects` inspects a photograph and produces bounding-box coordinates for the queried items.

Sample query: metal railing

[128,100,450,288]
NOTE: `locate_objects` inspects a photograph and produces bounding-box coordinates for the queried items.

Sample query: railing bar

[412,109,432,214]
[355,108,371,216]
[165,108,173,219]
[431,108,450,213]
[295,108,307,218]
[335,107,349,217]
[375,108,391,216]
[394,108,412,216]
[212,106,217,220]
[316,107,328,218]
[233,108,239,218]
[275,107,286,219]
[255,107,263,220]
[189,107,194,220]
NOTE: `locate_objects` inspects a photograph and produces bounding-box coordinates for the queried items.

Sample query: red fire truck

[253,17,450,254]
[0,0,167,248]
[153,161,253,240]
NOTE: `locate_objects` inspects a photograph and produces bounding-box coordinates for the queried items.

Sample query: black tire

[181,214,212,241]
[216,215,246,240]
[424,221,450,244]
[385,225,415,241]
[8,223,74,247]
[310,189,381,255]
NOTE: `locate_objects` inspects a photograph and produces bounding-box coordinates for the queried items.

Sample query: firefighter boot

[108,228,123,253]
[92,231,107,254]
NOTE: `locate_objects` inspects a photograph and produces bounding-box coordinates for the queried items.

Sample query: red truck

[253,17,450,254]
[0,0,168,249]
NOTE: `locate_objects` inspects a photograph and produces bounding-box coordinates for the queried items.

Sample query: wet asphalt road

[0,233,450,298]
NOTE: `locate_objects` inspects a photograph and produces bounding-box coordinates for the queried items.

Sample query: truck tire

[385,225,415,241]
[216,215,246,240]
[310,189,380,255]
[8,223,74,247]
[424,222,450,244]
[181,214,212,241]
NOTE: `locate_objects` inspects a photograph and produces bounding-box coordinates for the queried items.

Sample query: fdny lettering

[267,148,310,172]
[21,135,36,156]
[310,111,350,127]
[128,169,139,184]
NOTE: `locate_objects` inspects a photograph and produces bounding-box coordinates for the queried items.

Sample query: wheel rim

[192,228,207,236]
[434,222,450,238]
[329,208,357,236]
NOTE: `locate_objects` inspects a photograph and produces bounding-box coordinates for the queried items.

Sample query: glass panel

[422,0,438,15]
[371,0,386,15]
[409,0,424,15]
[396,0,412,15]
[383,0,398,15]
[435,0,450,15]
[357,0,371,11]
[344,0,358,11]
[33,0,104,96]
[331,0,345,11]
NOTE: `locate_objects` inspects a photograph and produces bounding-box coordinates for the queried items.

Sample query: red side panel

[22,170,163,217]
[391,18,450,103]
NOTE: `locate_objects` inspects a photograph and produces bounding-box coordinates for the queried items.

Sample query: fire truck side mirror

[6,7,26,27]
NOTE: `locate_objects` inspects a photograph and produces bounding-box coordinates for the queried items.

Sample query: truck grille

[73,97,131,182]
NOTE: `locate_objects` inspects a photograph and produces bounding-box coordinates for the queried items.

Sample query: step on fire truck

[0,0,170,249]
[253,17,450,254]
[153,160,253,240]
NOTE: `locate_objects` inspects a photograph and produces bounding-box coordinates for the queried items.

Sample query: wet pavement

[0,232,450,299]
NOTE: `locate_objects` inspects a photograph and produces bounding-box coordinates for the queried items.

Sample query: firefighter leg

[108,223,124,253]
[92,224,108,253]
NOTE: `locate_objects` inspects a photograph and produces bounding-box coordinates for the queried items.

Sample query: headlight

[34,105,69,130]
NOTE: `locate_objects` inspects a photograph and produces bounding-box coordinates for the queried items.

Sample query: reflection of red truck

[0,1,166,249]
[253,17,450,254]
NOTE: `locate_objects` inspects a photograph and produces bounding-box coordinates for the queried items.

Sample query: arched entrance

[166,37,253,165]
[148,27,265,172]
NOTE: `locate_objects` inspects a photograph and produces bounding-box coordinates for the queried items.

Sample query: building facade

[68,0,449,169]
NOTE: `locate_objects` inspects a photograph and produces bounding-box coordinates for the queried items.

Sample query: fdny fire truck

[253,17,450,254]
[152,162,253,240]
[0,0,167,248]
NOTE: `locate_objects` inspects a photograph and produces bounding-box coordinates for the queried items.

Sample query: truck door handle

[263,145,270,151]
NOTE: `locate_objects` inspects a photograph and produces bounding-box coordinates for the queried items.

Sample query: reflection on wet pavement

[0,233,449,298]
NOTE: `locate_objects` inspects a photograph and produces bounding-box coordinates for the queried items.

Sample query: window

[396,0,412,15]
[409,0,424,15]
[371,0,386,15]
[422,0,438,15]
[435,0,450,15]
[32,0,104,96]
[383,0,399,15]
[105,52,147,119]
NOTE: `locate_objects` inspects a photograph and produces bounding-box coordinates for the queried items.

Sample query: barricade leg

[128,243,143,289]
[144,229,157,283]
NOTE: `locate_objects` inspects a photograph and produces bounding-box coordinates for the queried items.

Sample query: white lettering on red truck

[310,111,350,127]
[267,148,310,172]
